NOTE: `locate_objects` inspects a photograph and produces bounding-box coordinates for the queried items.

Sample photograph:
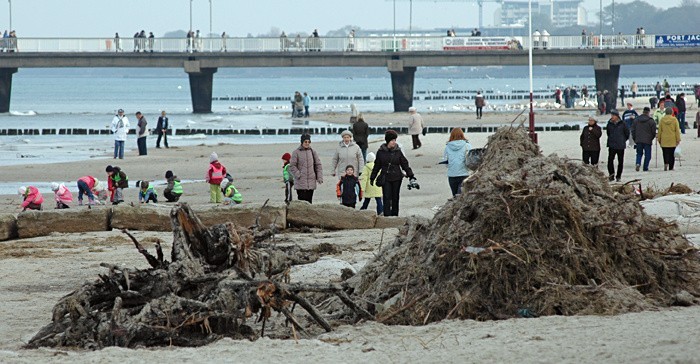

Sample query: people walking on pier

[347,29,355,51]
[655,82,662,100]
[408,107,424,149]
[290,134,323,204]
[658,107,681,171]
[303,92,311,117]
[111,109,130,159]
[133,32,139,52]
[580,117,602,166]
[631,107,656,172]
[280,31,288,51]
[148,32,154,52]
[581,28,588,48]
[475,91,485,119]
[138,30,147,52]
[195,30,202,52]
[606,109,629,182]
[221,32,228,52]
[186,30,193,52]
[135,111,148,156]
[114,33,122,52]
[156,111,169,149]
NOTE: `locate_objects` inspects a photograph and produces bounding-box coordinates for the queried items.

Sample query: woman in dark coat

[370,130,415,217]
[580,116,602,166]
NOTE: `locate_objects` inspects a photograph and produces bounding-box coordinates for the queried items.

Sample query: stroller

[293,100,305,118]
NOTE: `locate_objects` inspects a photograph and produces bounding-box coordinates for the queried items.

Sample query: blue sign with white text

[655,34,700,48]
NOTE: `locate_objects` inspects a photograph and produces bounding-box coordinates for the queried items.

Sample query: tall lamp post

[209,0,213,52]
[393,0,397,51]
[8,0,12,31]
[189,0,193,32]
[528,0,537,143]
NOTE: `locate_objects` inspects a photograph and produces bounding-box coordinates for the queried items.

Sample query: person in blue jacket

[442,127,471,196]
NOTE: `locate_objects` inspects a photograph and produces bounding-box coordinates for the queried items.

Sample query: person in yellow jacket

[359,152,383,215]
[658,107,681,171]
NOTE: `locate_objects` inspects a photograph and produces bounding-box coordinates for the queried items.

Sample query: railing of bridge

[0,34,661,53]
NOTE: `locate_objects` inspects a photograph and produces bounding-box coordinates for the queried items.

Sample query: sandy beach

[1,108,700,362]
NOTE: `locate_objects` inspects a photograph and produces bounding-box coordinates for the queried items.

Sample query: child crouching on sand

[106,165,129,205]
[51,182,73,209]
[163,170,183,202]
[136,181,158,203]
[336,165,362,209]
[19,186,44,211]
[220,179,242,205]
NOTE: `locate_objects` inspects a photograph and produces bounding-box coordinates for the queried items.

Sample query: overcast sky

[3,0,683,37]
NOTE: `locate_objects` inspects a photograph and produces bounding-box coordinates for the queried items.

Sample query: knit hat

[643,107,651,113]
[385,129,398,143]
[366,152,376,163]
[408,106,417,112]
[210,152,218,163]
[165,170,173,179]
[281,153,292,161]
[105,165,114,173]
[300,134,311,144]
[18,186,26,195]
[51,182,60,191]
[609,109,620,116]
[340,130,353,138]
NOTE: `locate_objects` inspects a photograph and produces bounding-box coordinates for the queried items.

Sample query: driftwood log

[26,203,372,349]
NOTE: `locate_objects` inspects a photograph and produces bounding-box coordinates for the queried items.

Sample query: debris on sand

[349,127,700,325]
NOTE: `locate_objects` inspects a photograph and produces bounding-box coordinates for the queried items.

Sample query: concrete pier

[388,60,416,112]
[594,58,620,110]
[0,68,18,113]
[185,61,217,114]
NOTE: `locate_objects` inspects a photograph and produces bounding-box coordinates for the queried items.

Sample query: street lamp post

[209,0,213,52]
[189,0,193,33]
[528,0,537,144]
[393,0,397,51]
[8,0,12,31]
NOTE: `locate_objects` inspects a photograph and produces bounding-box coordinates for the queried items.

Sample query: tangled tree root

[349,127,700,325]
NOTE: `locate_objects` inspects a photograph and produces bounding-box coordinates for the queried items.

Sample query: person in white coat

[111,109,130,159]
[408,106,425,149]
[332,130,364,178]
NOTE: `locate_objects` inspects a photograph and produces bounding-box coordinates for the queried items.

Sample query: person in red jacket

[206,152,227,203]
[76,175,98,206]
[19,186,44,211]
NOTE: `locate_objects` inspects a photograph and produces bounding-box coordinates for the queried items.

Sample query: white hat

[51,182,60,191]
[340,130,353,138]
[219,179,230,190]
[210,152,218,163]
[366,152,376,163]
[18,186,26,195]
[408,107,417,112]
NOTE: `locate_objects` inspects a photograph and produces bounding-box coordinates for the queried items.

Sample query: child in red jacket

[206,152,227,203]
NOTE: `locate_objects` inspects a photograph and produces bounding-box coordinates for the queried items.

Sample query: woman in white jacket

[111,109,130,159]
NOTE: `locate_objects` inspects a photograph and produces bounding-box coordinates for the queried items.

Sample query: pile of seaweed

[350,127,700,325]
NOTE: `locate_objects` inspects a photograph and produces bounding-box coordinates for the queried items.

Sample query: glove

[409,177,417,182]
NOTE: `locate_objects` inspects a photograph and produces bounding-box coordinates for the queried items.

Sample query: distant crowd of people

[1,30,18,52]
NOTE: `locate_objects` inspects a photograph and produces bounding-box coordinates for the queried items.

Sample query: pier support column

[185,61,217,114]
[594,58,620,111]
[0,68,18,113]
[388,60,416,112]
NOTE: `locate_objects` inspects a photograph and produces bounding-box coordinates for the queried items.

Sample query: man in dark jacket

[676,93,686,134]
[370,130,415,217]
[580,117,602,165]
[606,109,629,182]
[351,115,369,161]
[603,90,613,114]
[155,110,169,148]
[631,107,656,172]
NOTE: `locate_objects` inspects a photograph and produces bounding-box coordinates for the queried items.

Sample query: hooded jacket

[580,123,602,151]
[370,143,414,184]
[443,140,471,177]
[351,120,369,149]
[658,115,681,148]
[21,186,44,208]
[207,161,226,185]
[631,114,656,145]
[290,145,323,190]
[54,184,73,205]
[332,140,364,177]
[606,119,629,150]
[360,160,382,198]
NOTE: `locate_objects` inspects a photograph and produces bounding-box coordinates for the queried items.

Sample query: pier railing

[0,34,661,53]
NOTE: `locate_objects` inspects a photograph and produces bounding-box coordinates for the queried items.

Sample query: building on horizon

[494,0,587,28]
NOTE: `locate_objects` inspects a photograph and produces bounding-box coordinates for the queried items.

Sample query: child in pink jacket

[51,182,73,209]
[19,186,44,211]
